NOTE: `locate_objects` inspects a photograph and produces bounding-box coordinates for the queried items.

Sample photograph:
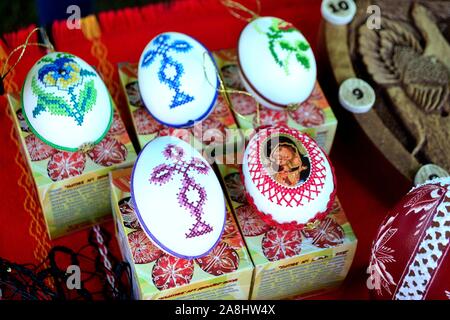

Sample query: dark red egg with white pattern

[289,102,325,128]
[236,204,270,237]
[192,116,226,145]
[211,95,230,118]
[261,227,302,262]
[368,177,450,300]
[229,92,257,115]
[25,134,56,161]
[109,111,126,136]
[253,108,288,127]
[128,230,162,264]
[133,108,162,135]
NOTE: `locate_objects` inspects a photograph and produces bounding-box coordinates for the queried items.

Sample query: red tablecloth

[0,0,411,299]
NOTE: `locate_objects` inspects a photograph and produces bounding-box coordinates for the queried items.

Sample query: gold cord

[202,51,261,125]
[220,0,261,23]
[1,27,54,82]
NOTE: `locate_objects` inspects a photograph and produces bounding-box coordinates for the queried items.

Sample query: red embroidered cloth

[0,0,410,299]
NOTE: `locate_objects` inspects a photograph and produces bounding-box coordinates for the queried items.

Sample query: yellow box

[213,49,337,154]
[117,62,243,158]
[217,158,357,300]
[110,167,254,300]
[7,93,137,239]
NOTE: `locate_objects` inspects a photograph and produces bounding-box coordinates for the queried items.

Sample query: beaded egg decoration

[242,126,336,230]
[138,32,219,128]
[238,17,317,110]
[131,136,226,259]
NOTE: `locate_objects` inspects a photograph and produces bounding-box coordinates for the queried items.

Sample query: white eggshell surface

[131,136,226,259]
[238,17,317,110]
[22,52,113,151]
[138,32,219,128]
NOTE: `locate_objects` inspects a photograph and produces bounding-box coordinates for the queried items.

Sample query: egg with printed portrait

[242,126,336,230]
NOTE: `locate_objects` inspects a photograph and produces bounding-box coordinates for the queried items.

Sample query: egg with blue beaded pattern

[22,52,113,152]
[138,32,219,128]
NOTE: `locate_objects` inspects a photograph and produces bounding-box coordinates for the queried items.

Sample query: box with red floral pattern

[110,167,254,300]
[213,48,337,154]
[217,157,357,300]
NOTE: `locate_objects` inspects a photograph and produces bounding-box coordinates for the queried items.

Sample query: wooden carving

[322,0,450,179]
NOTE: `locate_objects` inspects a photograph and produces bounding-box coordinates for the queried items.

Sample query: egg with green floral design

[22,52,113,151]
[238,17,317,110]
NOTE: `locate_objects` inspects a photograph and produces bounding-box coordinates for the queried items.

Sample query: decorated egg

[22,52,113,152]
[242,126,336,229]
[368,177,450,300]
[238,17,317,110]
[131,136,226,259]
[138,32,219,128]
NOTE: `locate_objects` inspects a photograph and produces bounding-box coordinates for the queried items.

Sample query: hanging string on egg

[0,27,54,95]
[220,0,261,23]
[202,51,262,127]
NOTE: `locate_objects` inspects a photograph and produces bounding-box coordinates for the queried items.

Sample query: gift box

[118,62,243,157]
[217,156,357,300]
[213,49,337,154]
[110,167,254,300]
[7,93,137,239]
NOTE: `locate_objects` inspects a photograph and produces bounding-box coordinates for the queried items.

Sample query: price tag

[321,0,357,25]
[338,78,375,113]
[414,164,449,186]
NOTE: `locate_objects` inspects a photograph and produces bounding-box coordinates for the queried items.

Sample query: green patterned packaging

[213,49,337,154]
[217,157,357,300]
[118,62,243,157]
[7,93,137,239]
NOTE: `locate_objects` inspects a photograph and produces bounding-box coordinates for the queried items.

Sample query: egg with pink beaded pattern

[131,136,226,259]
